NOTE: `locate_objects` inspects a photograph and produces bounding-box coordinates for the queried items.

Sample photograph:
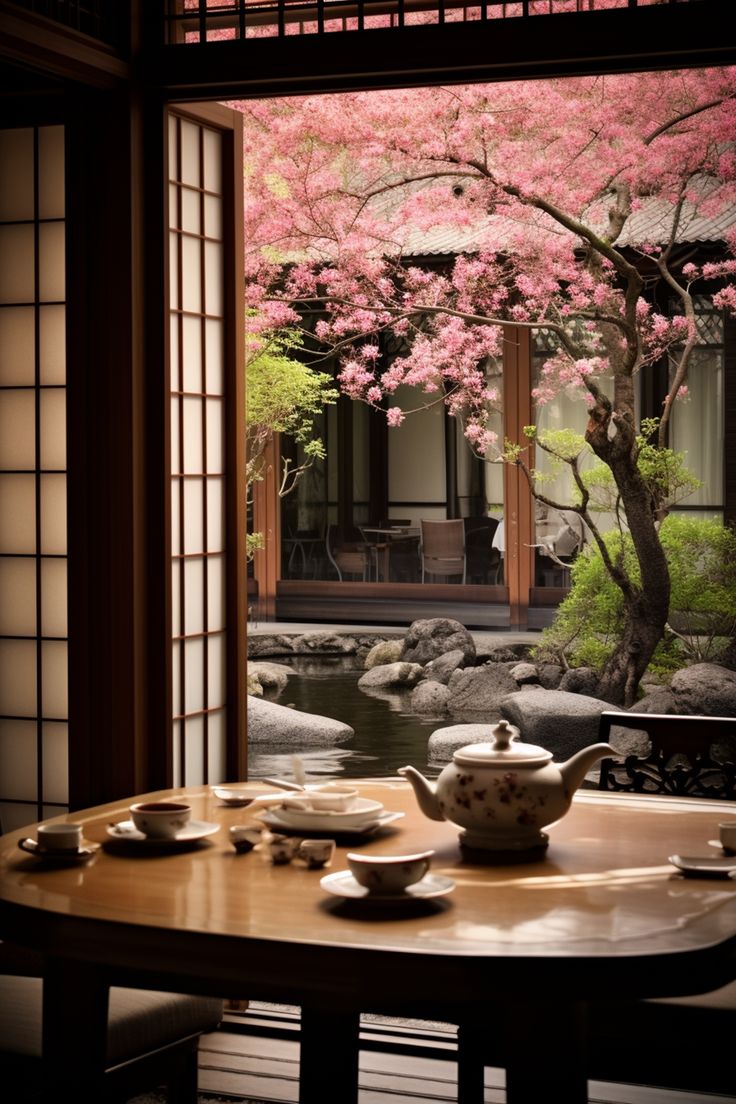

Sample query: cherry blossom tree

[234,69,736,704]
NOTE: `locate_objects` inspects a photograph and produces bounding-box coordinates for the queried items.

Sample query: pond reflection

[247,655,443,781]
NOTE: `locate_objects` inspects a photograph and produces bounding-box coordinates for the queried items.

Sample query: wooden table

[1,782,735,1103]
[359,527,419,581]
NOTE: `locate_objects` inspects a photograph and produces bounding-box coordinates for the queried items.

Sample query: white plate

[668,853,736,876]
[107,819,220,845]
[257,809,404,837]
[320,869,455,902]
[265,796,384,830]
[18,838,100,864]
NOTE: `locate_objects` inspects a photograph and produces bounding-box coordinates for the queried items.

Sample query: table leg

[503,998,589,1104]
[42,957,110,1104]
[300,1005,360,1104]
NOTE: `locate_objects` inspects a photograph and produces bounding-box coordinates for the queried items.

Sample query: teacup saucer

[668,853,736,877]
[106,819,220,845]
[18,838,100,864]
[320,869,455,902]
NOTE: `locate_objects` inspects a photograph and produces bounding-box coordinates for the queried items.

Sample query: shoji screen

[169,113,231,787]
[0,126,68,830]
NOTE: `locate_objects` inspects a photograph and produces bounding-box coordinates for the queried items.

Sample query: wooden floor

[198,1008,736,1104]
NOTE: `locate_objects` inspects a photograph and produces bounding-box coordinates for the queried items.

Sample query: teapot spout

[398,765,445,822]
[559,743,615,795]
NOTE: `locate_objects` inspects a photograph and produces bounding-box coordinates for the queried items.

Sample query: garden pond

[247,655,446,782]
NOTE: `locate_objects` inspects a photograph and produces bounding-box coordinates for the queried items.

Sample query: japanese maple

[233,69,736,704]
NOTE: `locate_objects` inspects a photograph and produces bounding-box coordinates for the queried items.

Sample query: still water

[247,656,445,782]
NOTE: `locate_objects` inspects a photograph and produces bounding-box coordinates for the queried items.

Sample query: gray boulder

[446,663,521,718]
[247,695,353,746]
[402,618,476,666]
[248,661,293,694]
[358,662,424,690]
[670,663,736,716]
[500,689,627,759]
[538,663,564,690]
[297,631,359,654]
[428,722,498,763]
[632,688,676,714]
[364,639,404,669]
[424,649,467,685]
[558,667,600,696]
[248,634,299,658]
[510,662,539,686]
[410,680,451,716]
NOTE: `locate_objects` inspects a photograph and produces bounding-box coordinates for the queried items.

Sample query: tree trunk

[585,404,671,706]
[594,456,671,706]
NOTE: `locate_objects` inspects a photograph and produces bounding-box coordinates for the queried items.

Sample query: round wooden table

[1,781,735,1103]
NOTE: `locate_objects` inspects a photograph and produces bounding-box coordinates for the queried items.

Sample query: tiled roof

[366,175,734,259]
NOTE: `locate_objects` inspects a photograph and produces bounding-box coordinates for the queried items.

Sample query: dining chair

[597,711,736,799]
[0,808,223,1103]
[420,519,466,584]
[325,523,370,581]
[0,964,224,1103]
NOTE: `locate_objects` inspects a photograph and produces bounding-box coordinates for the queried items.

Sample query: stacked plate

[255,792,403,837]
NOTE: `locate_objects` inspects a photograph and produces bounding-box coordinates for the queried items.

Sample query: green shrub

[532,517,736,676]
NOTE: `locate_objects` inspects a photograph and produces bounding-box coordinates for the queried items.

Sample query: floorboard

[196,1009,736,1104]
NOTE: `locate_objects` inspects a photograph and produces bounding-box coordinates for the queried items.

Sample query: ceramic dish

[211,786,257,807]
[668,853,736,876]
[257,809,404,838]
[320,869,455,903]
[269,796,384,830]
[17,838,100,864]
[106,819,220,845]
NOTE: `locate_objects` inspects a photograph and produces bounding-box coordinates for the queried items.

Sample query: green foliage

[246,328,338,460]
[532,518,736,676]
[579,434,701,514]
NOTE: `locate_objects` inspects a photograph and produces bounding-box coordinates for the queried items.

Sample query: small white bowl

[347,850,434,894]
[299,785,360,811]
[129,801,191,839]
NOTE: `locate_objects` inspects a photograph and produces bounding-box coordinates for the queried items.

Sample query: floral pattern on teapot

[439,769,550,827]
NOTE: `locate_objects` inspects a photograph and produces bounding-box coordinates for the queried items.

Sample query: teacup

[37,823,83,853]
[129,801,191,839]
[264,834,301,865]
[347,850,434,894]
[229,825,262,854]
[719,821,736,854]
[297,838,336,869]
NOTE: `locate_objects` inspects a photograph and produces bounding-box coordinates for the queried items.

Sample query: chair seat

[587,981,736,1094]
[0,974,223,1066]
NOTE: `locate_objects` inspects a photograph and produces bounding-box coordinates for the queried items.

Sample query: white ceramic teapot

[399,720,613,854]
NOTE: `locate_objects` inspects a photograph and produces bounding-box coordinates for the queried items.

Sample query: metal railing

[164,0,703,43]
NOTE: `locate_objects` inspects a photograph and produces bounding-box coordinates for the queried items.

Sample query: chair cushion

[0,975,223,1064]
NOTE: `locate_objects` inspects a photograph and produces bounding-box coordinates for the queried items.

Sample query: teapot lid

[453,720,552,768]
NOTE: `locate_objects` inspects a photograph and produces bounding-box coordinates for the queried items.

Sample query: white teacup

[37,823,83,853]
[297,838,336,869]
[347,850,434,894]
[129,801,191,839]
[719,821,736,854]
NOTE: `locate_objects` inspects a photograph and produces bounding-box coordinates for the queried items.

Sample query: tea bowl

[346,850,434,894]
[129,800,191,839]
